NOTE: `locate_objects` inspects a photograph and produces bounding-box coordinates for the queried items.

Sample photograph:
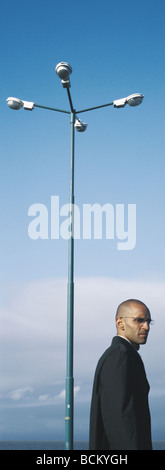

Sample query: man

[89,299,153,450]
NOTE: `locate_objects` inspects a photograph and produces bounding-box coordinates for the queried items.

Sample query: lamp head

[55,62,72,88]
[6,97,34,111]
[74,119,87,132]
[126,93,144,107]
[113,93,144,108]
[6,97,23,110]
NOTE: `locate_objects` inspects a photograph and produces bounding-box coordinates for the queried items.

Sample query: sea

[0,440,165,450]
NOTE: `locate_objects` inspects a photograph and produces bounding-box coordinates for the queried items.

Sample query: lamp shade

[55,62,72,88]
[126,93,144,107]
[6,97,23,110]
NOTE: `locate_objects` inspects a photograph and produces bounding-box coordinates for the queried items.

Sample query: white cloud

[8,387,33,401]
[57,389,66,400]
[57,386,80,400]
[38,394,50,402]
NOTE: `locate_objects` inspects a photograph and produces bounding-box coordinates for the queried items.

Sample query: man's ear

[116,317,125,331]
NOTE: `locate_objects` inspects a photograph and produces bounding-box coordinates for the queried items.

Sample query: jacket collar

[112,335,142,361]
[117,335,139,351]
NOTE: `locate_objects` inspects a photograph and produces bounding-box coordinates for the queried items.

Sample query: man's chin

[139,335,148,344]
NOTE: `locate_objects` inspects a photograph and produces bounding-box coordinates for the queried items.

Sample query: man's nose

[143,320,149,330]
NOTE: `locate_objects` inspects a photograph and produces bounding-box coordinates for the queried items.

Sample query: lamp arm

[34,103,70,114]
[76,101,114,114]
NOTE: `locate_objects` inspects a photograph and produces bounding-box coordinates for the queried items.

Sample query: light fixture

[74,118,87,132]
[6,97,34,111]
[55,62,72,88]
[113,93,144,108]
[126,93,144,107]
[6,97,23,110]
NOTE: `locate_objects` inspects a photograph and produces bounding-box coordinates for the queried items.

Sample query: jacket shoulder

[94,337,130,378]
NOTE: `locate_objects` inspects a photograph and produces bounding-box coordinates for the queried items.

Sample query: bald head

[115,299,150,320]
[115,299,151,349]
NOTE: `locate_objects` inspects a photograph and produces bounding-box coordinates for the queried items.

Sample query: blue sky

[1,0,165,443]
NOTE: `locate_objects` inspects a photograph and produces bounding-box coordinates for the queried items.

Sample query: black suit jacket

[89,336,152,450]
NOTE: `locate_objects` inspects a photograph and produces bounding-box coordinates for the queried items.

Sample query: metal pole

[65,110,75,450]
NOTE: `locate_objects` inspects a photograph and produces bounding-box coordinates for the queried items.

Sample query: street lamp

[55,62,72,88]
[6,97,34,110]
[6,62,144,450]
[113,93,144,108]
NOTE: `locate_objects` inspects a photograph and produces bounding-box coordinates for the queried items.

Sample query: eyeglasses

[119,317,154,326]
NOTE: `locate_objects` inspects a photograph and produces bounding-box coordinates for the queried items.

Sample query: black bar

[0,449,163,467]
[67,89,74,114]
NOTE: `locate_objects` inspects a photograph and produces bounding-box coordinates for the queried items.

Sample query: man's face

[117,303,151,349]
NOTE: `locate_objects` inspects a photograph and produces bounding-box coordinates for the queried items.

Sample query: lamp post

[6,62,144,450]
